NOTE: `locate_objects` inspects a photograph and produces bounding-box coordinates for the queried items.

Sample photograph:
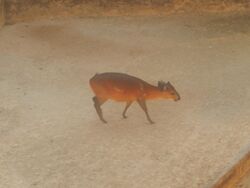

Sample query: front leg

[137,98,155,124]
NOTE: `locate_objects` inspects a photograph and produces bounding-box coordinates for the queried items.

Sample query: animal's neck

[144,85,163,100]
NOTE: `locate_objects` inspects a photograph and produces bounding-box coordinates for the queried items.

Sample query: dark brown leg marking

[122,101,133,119]
[92,96,107,123]
[137,98,155,124]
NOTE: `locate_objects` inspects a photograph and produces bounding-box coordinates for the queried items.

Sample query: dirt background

[0,11,250,187]
[4,0,250,24]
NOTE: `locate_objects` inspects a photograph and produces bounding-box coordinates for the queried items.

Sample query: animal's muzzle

[174,94,181,101]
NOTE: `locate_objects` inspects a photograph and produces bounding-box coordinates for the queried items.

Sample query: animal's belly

[105,91,136,101]
[90,81,144,101]
[99,89,138,101]
[110,95,136,101]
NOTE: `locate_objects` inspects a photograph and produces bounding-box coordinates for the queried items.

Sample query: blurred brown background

[1,0,250,24]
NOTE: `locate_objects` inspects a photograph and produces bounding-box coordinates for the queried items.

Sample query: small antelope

[89,72,180,124]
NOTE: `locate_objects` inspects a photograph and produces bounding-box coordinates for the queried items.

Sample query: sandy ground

[0,13,250,188]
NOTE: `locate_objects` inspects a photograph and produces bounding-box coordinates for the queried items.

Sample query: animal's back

[89,72,150,101]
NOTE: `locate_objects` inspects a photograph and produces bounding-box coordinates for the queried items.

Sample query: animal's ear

[166,81,172,88]
[163,84,168,91]
[163,81,172,90]
[158,81,164,91]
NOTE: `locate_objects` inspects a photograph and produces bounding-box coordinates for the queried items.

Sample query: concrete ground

[0,13,250,188]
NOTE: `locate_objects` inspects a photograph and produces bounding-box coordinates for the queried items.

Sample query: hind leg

[122,101,133,119]
[92,96,107,123]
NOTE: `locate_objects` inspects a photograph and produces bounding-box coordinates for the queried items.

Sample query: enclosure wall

[5,0,250,24]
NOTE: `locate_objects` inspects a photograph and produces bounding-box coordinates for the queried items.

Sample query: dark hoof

[101,119,108,124]
[123,115,128,119]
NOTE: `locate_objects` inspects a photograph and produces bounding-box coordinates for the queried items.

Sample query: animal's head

[158,81,181,101]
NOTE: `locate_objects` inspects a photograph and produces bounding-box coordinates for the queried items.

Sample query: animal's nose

[175,95,181,101]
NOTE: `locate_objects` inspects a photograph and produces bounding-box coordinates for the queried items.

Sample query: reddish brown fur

[89,72,180,123]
